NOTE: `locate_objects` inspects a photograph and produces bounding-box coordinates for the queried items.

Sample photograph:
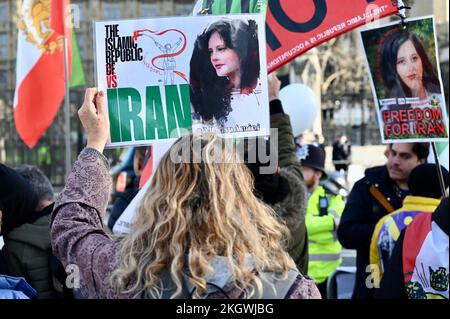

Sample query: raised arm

[148,36,164,52]
[172,37,183,51]
[50,89,120,299]
[268,74,303,178]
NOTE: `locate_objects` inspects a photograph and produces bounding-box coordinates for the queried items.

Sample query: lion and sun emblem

[16,0,64,54]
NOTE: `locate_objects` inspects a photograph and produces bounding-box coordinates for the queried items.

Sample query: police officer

[298,143,345,298]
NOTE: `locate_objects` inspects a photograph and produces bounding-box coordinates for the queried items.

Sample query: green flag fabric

[69,29,86,88]
[435,141,449,170]
[428,141,449,170]
[194,0,267,15]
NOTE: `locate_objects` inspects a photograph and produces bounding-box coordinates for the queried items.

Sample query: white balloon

[279,83,319,136]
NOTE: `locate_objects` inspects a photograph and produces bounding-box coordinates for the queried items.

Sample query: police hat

[297,143,327,178]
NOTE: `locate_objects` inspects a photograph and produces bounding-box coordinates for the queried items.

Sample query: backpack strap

[369,185,395,213]
[158,269,299,299]
[252,270,300,299]
[159,270,192,299]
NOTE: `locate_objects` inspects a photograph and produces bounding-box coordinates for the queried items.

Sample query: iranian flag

[429,142,449,171]
[14,0,72,148]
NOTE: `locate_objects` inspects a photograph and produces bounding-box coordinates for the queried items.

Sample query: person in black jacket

[332,134,351,172]
[337,142,429,299]
[1,164,68,299]
[1,164,39,278]
[1,211,9,275]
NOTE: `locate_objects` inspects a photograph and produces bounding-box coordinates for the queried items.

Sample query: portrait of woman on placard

[189,18,261,130]
[379,28,442,111]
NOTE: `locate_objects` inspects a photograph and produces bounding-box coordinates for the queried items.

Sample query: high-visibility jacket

[369,196,440,286]
[306,185,345,284]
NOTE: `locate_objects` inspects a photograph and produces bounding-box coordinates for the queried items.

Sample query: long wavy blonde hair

[111,134,296,298]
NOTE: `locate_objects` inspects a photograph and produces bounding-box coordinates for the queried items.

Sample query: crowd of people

[1,75,448,299]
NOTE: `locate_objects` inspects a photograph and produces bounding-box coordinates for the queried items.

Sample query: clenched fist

[78,88,110,153]
[268,73,281,102]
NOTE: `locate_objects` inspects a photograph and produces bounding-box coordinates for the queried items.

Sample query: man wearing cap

[298,143,345,298]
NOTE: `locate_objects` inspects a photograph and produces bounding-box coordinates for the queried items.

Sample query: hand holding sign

[268,73,281,101]
[78,88,110,153]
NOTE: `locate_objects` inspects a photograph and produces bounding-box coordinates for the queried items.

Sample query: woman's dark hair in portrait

[379,28,440,99]
[190,19,260,123]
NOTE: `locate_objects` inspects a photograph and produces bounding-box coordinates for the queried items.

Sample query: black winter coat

[107,178,140,231]
[332,141,351,163]
[337,165,405,299]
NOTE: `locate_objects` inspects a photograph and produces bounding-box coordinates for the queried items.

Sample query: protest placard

[95,14,270,148]
[360,16,449,143]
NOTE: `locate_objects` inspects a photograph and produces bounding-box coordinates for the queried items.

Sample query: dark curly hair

[190,19,260,123]
[379,28,440,99]
[387,142,430,161]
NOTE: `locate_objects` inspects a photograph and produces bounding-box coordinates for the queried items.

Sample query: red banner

[266,0,398,72]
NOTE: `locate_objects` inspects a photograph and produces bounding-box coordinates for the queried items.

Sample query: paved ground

[324,145,388,171]
[324,144,387,189]
[341,249,357,267]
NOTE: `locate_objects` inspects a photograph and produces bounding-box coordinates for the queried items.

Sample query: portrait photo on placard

[360,16,448,143]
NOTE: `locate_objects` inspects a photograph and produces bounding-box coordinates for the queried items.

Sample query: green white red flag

[14,0,72,148]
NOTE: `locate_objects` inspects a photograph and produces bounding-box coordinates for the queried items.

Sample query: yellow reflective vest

[306,185,345,284]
